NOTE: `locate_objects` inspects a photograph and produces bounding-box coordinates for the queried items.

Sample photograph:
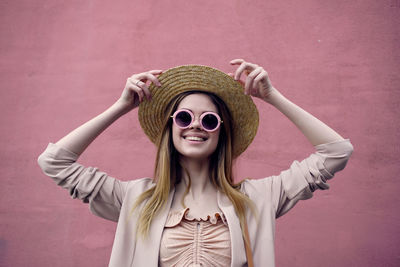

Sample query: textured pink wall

[1,0,399,266]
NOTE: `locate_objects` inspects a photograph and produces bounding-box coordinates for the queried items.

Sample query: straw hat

[138,65,259,158]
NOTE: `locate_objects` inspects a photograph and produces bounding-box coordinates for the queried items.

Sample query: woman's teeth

[185,136,205,141]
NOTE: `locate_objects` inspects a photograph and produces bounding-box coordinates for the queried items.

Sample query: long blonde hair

[129,91,257,245]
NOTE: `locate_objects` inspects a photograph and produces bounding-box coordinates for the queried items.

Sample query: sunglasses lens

[175,110,192,128]
[202,114,219,131]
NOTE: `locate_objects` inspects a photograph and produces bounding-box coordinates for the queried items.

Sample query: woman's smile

[183,132,209,142]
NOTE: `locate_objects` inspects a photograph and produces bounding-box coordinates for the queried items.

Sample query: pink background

[1,0,399,266]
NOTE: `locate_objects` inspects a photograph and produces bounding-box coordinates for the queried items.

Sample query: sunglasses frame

[171,109,223,132]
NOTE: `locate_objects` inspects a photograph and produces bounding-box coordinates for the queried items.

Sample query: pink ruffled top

[159,208,231,267]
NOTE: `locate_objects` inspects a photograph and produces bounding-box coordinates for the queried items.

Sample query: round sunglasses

[171,109,223,132]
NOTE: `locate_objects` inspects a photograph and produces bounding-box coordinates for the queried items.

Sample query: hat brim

[138,65,259,158]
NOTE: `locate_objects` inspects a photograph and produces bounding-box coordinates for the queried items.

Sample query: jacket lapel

[217,191,247,266]
[133,187,175,266]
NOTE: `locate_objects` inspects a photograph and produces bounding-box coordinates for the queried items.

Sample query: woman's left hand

[230,59,277,102]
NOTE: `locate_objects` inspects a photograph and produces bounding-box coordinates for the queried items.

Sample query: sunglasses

[171,109,223,132]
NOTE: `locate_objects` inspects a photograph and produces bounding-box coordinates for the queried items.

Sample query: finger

[239,61,260,80]
[234,61,254,81]
[128,80,145,102]
[234,62,246,81]
[130,85,144,102]
[245,67,263,95]
[230,58,245,65]
[130,70,161,83]
[135,80,152,100]
[228,72,245,87]
[253,71,269,90]
[135,87,144,102]
[144,73,162,87]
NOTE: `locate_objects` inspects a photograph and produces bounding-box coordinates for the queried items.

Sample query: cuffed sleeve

[37,143,130,222]
[242,139,354,218]
[276,138,353,217]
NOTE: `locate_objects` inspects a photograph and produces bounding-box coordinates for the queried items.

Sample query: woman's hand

[116,70,163,113]
[230,59,278,103]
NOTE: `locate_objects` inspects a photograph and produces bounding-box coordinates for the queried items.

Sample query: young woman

[37,59,354,266]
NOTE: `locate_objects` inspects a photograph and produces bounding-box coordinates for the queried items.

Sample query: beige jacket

[37,139,353,267]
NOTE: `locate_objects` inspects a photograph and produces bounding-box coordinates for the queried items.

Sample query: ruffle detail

[165,207,227,227]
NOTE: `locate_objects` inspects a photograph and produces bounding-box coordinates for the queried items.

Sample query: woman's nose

[190,116,202,129]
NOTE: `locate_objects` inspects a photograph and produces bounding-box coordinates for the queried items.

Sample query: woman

[37,59,354,267]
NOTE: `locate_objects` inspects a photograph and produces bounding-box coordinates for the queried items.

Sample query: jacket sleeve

[37,142,133,222]
[243,139,354,218]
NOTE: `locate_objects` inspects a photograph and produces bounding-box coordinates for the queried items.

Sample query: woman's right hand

[116,70,163,113]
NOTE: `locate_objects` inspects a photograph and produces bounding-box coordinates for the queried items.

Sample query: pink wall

[1,0,399,266]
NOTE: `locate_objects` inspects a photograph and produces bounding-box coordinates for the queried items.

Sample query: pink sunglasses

[171,109,223,132]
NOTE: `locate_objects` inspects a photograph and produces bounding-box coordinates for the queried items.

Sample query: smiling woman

[37,60,353,267]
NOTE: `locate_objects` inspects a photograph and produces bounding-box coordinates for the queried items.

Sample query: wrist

[111,100,133,117]
[262,87,285,105]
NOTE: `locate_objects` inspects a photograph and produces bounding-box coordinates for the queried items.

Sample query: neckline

[165,207,228,227]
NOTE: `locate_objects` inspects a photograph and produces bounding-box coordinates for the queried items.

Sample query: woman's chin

[178,149,214,161]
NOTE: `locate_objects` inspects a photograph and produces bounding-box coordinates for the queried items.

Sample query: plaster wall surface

[0,0,399,266]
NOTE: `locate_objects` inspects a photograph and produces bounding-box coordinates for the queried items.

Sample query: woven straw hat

[138,65,259,158]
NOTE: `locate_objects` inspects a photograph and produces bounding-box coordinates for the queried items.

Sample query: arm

[263,88,343,146]
[231,59,353,218]
[37,70,162,221]
[56,102,127,155]
[230,59,346,146]
[54,70,162,156]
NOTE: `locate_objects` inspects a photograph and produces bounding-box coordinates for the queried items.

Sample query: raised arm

[231,59,354,220]
[55,70,162,155]
[37,70,162,221]
[230,59,345,146]
[260,89,343,146]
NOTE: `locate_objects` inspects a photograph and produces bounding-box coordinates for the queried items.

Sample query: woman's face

[172,93,221,161]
